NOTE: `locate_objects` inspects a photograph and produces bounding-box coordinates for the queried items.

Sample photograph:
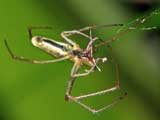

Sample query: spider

[4,9,160,113]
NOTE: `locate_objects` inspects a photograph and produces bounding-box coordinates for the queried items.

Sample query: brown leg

[28,26,52,39]
[4,39,69,64]
[61,30,93,46]
[78,24,123,32]
[65,60,126,113]
[61,24,123,46]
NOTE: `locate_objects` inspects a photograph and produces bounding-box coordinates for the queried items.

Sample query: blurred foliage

[0,0,160,120]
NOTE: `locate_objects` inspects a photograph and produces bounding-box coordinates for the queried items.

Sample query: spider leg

[117,8,160,33]
[61,23,124,46]
[28,26,52,39]
[65,57,126,113]
[71,58,105,78]
[65,62,80,101]
[95,9,160,48]
[74,61,120,101]
[74,43,125,100]
[4,39,69,64]
[65,60,127,113]
[61,30,92,46]
[69,92,127,114]
[78,24,124,32]
[65,57,102,100]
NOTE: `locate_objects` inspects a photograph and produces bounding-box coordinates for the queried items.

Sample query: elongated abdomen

[31,36,72,57]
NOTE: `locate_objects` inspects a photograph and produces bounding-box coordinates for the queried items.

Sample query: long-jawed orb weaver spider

[4,9,160,114]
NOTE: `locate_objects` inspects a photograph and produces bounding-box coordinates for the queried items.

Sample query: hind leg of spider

[4,39,69,64]
[68,92,127,114]
[28,26,52,39]
[65,70,126,114]
[74,61,121,101]
[65,76,125,114]
[65,59,126,113]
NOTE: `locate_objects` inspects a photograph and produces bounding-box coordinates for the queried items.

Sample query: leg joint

[65,94,69,101]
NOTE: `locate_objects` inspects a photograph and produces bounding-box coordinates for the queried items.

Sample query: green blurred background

[0,0,160,120]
